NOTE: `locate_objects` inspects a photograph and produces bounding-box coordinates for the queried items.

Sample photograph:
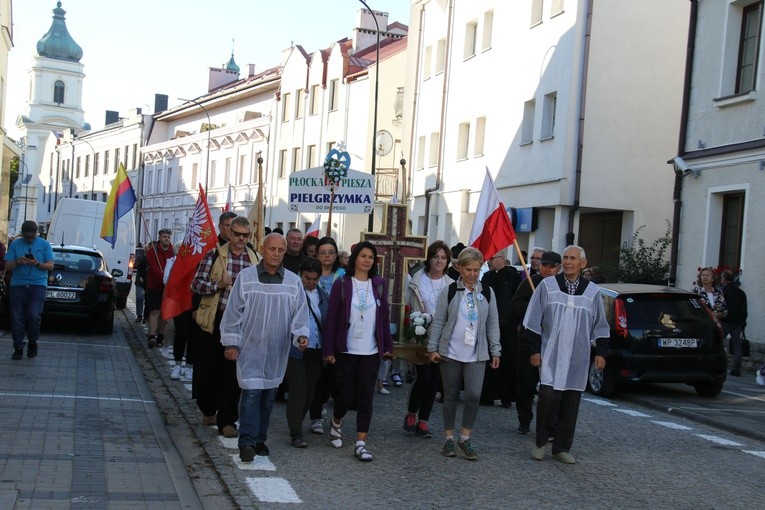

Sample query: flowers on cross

[323,149,350,185]
[403,305,433,345]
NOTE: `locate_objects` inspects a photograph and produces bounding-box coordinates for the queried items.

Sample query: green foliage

[9,157,19,200]
[605,222,672,285]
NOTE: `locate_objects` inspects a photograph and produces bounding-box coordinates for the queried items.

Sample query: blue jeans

[10,285,47,349]
[238,387,278,447]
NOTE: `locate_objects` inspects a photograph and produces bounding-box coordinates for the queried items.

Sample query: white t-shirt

[420,273,449,314]
[345,277,378,355]
[447,291,479,363]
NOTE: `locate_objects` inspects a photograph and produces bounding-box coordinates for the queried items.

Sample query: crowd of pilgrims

[133,212,602,463]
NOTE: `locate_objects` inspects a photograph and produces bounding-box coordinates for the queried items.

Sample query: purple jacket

[322,275,394,359]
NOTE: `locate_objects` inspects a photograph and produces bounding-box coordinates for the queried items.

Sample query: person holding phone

[4,221,54,360]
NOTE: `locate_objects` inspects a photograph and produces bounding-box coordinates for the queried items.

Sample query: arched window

[53,80,65,104]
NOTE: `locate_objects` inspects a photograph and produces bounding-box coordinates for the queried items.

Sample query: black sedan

[588,284,727,398]
[44,245,117,334]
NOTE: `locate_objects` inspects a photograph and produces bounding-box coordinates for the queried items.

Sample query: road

[2,308,764,509]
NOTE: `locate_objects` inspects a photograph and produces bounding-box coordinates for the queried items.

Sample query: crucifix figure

[362,203,427,341]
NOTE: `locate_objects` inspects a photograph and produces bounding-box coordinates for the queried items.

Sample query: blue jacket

[290,284,329,359]
[322,275,394,360]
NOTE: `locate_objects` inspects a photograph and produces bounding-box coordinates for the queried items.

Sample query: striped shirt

[192,247,253,312]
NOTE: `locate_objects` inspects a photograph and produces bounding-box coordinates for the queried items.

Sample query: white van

[48,198,136,309]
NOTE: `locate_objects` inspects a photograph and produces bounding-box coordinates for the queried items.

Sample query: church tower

[9,1,89,233]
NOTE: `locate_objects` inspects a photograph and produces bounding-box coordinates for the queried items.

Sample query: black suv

[45,245,117,334]
[588,284,727,398]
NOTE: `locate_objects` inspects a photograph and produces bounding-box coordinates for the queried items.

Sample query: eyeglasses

[231,231,251,239]
[317,250,336,256]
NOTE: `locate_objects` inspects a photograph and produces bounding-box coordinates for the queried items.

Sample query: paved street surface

[2,305,765,509]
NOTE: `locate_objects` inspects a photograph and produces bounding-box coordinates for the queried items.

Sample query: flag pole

[138,207,163,270]
[512,239,535,291]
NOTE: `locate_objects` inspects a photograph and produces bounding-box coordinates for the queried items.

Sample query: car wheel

[97,308,114,335]
[693,380,724,397]
[587,360,616,397]
[115,296,127,310]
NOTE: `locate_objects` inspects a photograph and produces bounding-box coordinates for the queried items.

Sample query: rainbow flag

[100,163,137,248]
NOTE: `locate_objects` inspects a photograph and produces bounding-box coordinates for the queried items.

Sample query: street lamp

[75,137,97,200]
[14,138,36,223]
[178,97,211,193]
[358,0,380,232]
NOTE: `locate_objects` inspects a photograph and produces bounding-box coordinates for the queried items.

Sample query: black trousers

[285,349,324,437]
[309,364,337,420]
[406,363,441,421]
[333,353,380,434]
[535,384,582,454]
[193,312,240,431]
[480,326,514,404]
[172,310,197,364]
[515,344,540,427]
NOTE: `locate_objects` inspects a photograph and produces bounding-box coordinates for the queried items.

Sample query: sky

[5,0,412,140]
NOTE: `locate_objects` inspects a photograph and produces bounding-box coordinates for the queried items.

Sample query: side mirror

[111,269,124,278]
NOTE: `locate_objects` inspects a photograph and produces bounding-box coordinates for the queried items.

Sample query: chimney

[248,64,256,77]
[105,110,119,125]
[155,94,168,114]
[208,67,239,92]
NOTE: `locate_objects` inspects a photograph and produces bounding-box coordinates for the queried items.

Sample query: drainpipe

[423,0,454,237]
[566,0,593,246]
[407,3,426,206]
[668,0,698,287]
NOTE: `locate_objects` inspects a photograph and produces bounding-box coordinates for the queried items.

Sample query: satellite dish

[375,130,393,157]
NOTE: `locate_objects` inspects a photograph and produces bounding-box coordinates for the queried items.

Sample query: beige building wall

[0,0,13,242]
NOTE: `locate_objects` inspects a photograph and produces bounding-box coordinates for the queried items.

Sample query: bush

[604,222,671,285]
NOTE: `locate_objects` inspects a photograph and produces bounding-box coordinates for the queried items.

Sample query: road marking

[184,384,192,391]
[246,477,302,503]
[615,409,651,418]
[231,454,276,471]
[720,389,765,403]
[742,450,765,459]
[651,421,693,430]
[582,397,617,407]
[693,434,743,446]
[218,437,238,449]
[0,391,155,404]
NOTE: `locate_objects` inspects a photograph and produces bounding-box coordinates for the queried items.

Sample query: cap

[540,251,561,265]
[21,220,38,234]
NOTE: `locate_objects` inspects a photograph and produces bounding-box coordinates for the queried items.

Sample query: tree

[9,157,19,200]
[605,222,672,285]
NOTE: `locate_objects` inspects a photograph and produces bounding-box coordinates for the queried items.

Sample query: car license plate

[658,338,698,348]
[47,290,77,300]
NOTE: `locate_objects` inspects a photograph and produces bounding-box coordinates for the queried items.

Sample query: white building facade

[674,0,764,351]
[402,0,689,267]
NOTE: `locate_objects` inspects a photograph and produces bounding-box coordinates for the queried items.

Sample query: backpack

[447,281,491,304]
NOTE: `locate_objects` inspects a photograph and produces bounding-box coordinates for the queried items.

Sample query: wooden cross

[362,203,427,341]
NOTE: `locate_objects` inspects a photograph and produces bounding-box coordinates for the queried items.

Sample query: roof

[597,283,695,297]
[36,1,83,63]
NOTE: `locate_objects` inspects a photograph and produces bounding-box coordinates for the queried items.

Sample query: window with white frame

[76,157,81,178]
[192,162,198,188]
[737,1,762,94]
[146,170,153,195]
[292,147,302,172]
[85,154,90,177]
[307,145,317,167]
[104,150,110,175]
[551,0,564,16]
[179,165,183,189]
[278,149,287,178]
[282,92,291,121]
[522,99,535,145]
[310,85,320,115]
[482,11,494,51]
[94,153,100,175]
[423,46,432,80]
[296,89,305,119]
[541,92,557,140]
[329,80,340,111]
[156,168,163,193]
[210,161,217,187]
[531,0,544,26]
[428,132,440,167]
[225,157,232,184]
[114,148,120,172]
[436,39,447,74]
[464,21,478,59]
[166,168,173,193]
[417,135,426,169]
[239,155,247,183]
[719,191,745,269]
[457,122,470,160]
[474,116,486,156]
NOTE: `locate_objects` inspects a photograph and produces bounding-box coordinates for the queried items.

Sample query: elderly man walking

[523,245,609,464]
[220,233,310,461]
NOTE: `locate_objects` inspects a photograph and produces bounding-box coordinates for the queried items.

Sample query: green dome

[36,2,83,62]
[225,53,240,73]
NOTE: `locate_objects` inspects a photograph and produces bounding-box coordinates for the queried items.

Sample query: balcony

[375,167,399,201]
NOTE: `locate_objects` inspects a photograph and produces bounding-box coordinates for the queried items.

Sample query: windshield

[52,251,104,273]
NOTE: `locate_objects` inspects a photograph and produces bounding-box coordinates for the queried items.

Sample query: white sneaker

[182,367,193,382]
[170,365,182,380]
[377,387,390,395]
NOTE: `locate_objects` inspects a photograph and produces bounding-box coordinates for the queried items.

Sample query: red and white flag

[469,168,517,260]
[162,185,218,320]
[305,216,321,238]
[222,184,232,212]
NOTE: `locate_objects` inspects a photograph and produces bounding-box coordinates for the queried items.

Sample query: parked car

[588,284,727,398]
[44,245,118,334]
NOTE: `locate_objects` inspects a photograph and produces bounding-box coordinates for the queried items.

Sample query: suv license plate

[47,290,77,300]
[658,338,698,348]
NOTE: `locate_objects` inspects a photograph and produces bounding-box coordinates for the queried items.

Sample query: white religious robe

[220,266,310,390]
[523,275,609,391]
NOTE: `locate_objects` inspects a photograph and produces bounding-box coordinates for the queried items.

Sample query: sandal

[391,372,403,387]
[354,443,373,462]
[330,419,342,448]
